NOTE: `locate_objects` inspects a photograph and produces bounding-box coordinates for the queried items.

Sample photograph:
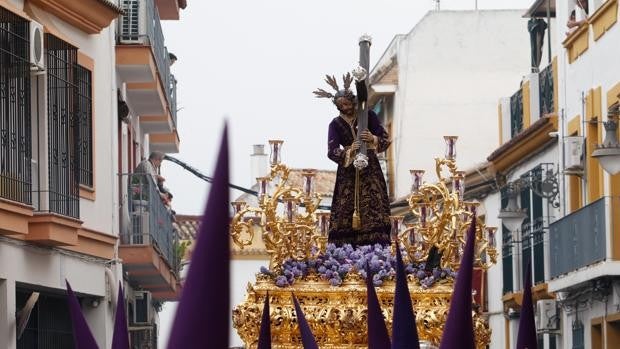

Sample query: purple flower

[369,259,381,272]
[261,242,455,288]
[329,277,342,286]
[275,276,289,287]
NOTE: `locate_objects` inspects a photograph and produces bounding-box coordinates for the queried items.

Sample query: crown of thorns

[312,73,355,104]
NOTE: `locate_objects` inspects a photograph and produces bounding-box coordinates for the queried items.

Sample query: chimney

[250,144,269,186]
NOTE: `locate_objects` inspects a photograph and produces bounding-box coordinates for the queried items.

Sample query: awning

[523,0,556,18]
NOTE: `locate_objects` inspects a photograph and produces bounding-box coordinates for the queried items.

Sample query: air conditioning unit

[29,20,45,71]
[118,0,147,44]
[535,299,558,332]
[564,136,584,175]
[132,290,152,324]
[130,211,151,244]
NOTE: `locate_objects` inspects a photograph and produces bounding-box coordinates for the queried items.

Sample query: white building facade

[480,0,620,348]
[368,10,532,201]
[0,0,185,347]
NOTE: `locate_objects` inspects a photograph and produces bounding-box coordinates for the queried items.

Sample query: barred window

[75,64,93,187]
[0,7,31,204]
[572,320,584,349]
[45,34,79,218]
[500,189,513,294]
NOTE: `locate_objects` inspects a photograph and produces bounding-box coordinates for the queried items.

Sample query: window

[550,333,557,349]
[0,8,31,205]
[16,289,74,349]
[510,88,524,137]
[572,319,585,349]
[372,97,396,199]
[503,165,548,294]
[45,34,79,218]
[520,167,545,286]
[501,189,513,294]
[75,64,93,187]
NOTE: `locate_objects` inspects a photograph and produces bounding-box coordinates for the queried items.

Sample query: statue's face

[336,97,355,116]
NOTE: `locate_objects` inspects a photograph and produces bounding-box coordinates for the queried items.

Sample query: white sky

[157,0,534,346]
[159,0,533,216]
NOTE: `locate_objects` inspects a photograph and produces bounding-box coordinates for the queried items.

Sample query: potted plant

[130,176,149,210]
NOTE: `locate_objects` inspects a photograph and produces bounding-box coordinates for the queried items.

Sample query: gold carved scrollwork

[233,275,491,348]
[402,154,498,271]
[230,139,495,348]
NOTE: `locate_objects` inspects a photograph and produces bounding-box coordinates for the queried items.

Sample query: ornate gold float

[231,137,497,348]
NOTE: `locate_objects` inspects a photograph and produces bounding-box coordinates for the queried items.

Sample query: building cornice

[27,0,122,34]
[487,115,558,174]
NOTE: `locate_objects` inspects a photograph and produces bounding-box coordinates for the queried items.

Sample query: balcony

[155,0,184,20]
[120,174,180,301]
[129,325,157,348]
[498,60,557,144]
[491,61,557,173]
[548,197,620,291]
[550,198,606,278]
[538,62,555,116]
[149,76,180,153]
[563,23,589,64]
[590,0,618,41]
[510,88,524,137]
[116,0,176,135]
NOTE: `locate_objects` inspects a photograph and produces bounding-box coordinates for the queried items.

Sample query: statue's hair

[313,73,356,104]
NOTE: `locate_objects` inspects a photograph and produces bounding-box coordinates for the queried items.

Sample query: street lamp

[497,188,528,233]
[497,163,559,232]
[592,112,620,175]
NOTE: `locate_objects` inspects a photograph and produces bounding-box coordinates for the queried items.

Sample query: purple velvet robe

[327,110,391,246]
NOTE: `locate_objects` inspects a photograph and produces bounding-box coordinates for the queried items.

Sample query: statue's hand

[351,66,367,82]
[359,130,374,143]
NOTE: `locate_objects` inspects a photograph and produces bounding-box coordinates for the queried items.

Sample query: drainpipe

[581,91,588,206]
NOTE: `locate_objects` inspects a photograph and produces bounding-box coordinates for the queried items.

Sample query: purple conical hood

[111,282,129,349]
[391,242,420,349]
[257,292,272,349]
[167,125,230,348]
[439,217,476,349]
[66,281,99,349]
[366,263,391,349]
[292,293,318,349]
[516,263,537,349]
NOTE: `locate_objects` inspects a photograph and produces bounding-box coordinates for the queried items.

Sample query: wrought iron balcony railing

[122,173,178,273]
[539,62,554,116]
[549,197,607,278]
[170,74,177,128]
[129,325,157,349]
[510,88,524,137]
[118,0,174,110]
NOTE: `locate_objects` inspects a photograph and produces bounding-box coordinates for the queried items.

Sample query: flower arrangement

[130,176,150,202]
[259,243,456,288]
